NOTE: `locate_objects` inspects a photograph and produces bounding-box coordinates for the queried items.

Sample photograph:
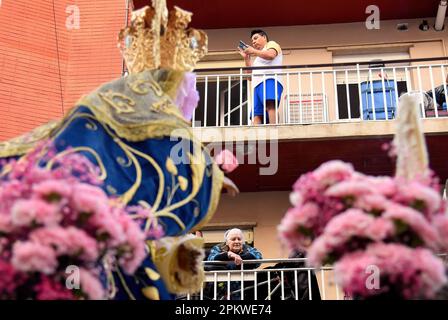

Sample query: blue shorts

[253,79,283,122]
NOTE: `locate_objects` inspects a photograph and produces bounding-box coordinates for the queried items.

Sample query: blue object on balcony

[361,80,397,120]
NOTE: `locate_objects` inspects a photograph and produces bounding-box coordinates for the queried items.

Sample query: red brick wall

[0,0,127,141]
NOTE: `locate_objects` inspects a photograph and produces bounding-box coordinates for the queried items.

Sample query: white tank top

[252,41,283,89]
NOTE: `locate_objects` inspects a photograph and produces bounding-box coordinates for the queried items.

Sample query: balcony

[181,258,341,301]
[193,57,448,132]
[179,255,448,300]
[191,57,448,192]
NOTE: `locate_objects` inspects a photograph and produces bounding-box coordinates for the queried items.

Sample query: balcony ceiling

[225,135,448,193]
[133,0,442,29]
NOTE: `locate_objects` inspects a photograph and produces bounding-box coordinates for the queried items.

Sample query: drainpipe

[124,0,131,28]
[122,0,131,75]
[435,0,447,31]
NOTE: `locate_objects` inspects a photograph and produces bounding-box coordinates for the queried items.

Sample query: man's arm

[238,48,252,74]
[238,48,252,66]
[244,47,277,60]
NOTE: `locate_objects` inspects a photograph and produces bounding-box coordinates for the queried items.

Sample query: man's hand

[243,46,257,56]
[238,48,252,68]
[238,48,250,59]
[228,251,243,265]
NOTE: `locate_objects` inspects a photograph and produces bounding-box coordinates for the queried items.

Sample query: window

[200,223,256,253]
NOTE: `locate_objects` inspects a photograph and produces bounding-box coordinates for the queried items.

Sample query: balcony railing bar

[195,63,448,80]
[195,56,448,73]
[192,59,448,128]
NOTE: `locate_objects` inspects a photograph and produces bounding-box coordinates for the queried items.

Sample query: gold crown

[118,0,208,73]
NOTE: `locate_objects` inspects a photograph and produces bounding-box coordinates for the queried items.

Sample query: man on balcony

[239,29,283,124]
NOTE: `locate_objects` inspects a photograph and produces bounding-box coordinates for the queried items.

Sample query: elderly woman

[205,228,262,300]
[207,228,263,270]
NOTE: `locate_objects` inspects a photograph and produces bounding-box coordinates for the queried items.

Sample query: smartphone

[238,40,249,50]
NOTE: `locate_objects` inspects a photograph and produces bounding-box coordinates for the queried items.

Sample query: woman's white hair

[224,228,245,243]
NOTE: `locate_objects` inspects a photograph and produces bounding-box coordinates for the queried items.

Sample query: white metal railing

[178,254,448,301]
[193,57,448,128]
[179,258,341,301]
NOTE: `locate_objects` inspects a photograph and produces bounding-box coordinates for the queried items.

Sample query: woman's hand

[228,251,243,265]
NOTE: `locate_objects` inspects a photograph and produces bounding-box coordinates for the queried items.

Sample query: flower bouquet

[0,143,161,299]
[278,93,448,299]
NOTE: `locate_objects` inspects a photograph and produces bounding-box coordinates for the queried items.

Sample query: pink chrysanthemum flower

[307,209,394,266]
[312,160,354,188]
[11,241,58,275]
[383,205,440,250]
[278,202,320,250]
[395,181,442,216]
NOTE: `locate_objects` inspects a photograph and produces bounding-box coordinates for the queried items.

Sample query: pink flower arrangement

[278,160,448,299]
[0,143,163,300]
[334,243,446,299]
